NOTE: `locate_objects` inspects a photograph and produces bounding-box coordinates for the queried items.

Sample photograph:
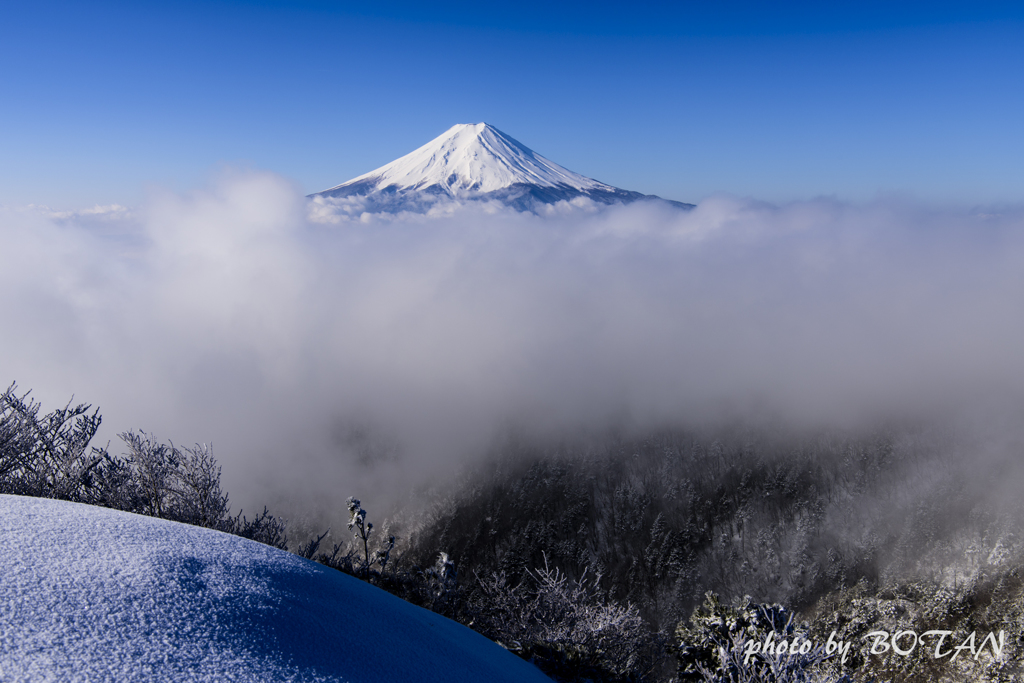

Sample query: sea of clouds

[4,169,1024,518]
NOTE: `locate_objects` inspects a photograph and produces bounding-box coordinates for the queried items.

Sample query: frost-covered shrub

[228,506,289,550]
[1,382,289,550]
[675,592,838,683]
[0,383,106,500]
[420,551,461,617]
[113,430,232,529]
[470,556,662,682]
[807,575,1024,683]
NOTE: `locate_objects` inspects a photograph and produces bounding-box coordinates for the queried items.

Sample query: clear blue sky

[2,1,1022,207]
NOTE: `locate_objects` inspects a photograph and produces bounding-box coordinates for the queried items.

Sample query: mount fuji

[309,123,693,212]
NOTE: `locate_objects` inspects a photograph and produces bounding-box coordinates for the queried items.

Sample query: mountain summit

[310,123,692,212]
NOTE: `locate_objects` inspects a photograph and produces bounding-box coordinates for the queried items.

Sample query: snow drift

[0,494,552,683]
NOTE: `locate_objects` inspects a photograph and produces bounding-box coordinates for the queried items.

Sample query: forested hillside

[401,425,1024,681]
[5,383,1021,682]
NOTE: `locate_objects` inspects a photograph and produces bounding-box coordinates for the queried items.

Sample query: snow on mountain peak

[320,122,616,198]
[310,123,693,213]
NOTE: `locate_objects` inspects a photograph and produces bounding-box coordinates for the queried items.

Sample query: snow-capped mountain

[310,123,692,212]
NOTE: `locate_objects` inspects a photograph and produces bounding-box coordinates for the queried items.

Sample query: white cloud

[4,172,1024,517]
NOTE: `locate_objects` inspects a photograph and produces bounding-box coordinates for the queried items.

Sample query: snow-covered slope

[310,123,692,212]
[0,494,552,683]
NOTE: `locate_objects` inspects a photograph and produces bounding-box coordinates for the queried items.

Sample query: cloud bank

[3,171,1024,518]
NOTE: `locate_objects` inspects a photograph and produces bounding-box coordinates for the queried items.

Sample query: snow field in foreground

[0,494,552,683]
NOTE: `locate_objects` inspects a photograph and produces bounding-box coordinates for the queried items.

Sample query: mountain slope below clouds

[0,494,553,683]
[310,123,693,213]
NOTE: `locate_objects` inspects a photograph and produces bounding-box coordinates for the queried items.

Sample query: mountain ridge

[310,123,693,212]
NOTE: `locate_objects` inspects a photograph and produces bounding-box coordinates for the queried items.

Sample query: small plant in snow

[347,496,380,575]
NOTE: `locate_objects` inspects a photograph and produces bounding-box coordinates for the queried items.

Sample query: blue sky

[2,1,1023,207]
